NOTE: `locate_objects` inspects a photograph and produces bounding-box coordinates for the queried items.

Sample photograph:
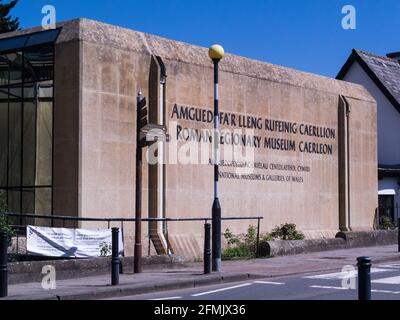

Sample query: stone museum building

[0,19,378,258]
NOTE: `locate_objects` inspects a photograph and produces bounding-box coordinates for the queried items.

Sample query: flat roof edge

[0,18,376,103]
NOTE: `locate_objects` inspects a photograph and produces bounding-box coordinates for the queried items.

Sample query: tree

[0,0,19,33]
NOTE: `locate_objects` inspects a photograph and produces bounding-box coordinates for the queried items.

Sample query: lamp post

[134,92,146,274]
[209,44,225,272]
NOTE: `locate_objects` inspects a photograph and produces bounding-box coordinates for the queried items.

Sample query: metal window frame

[0,34,57,224]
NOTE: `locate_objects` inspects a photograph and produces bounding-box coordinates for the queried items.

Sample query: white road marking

[372,276,400,285]
[371,289,400,294]
[191,283,253,297]
[253,281,285,285]
[378,264,400,269]
[304,268,391,280]
[310,285,351,290]
[150,296,182,301]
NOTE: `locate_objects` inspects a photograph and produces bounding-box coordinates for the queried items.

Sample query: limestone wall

[2,19,377,259]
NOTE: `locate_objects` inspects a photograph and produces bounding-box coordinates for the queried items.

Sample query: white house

[337,49,400,223]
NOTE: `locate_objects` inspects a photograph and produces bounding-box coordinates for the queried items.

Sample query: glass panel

[0,188,6,211]
[8,101,21,187]
[0,42,54,221]
[23,83,36,100]
[35,187,51,227]
[36,101,52,186]
[38,80,53,98]
[0,102,7,187]
[0,55,9,87]
[5,189,19,227]
[22,188,35,225]
[22,101,36,186]
[8,189,20,213]
[25,29,60,47]
[0,87,8,101]
[7,52,23,85]
[9,85,22,102]
[0,35,27,52]
[24,46,53,83]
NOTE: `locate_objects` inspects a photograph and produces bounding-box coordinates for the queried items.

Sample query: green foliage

[222,223,306,261]
[0,189,7,213]
[0,190,15,238]
[222,225,260,260]
[99,241,112,257]
[260,232,274,242]
[221,245,254,260]
[269,223,305,240]
[223,228,240,246]
[0,214,15,238]
[244,225,257,248]
[0,0,20,33]
[379,216,395,230]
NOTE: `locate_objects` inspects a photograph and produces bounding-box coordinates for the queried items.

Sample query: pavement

[1,244,399,300]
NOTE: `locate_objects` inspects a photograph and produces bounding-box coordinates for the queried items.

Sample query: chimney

[387,52,400,63]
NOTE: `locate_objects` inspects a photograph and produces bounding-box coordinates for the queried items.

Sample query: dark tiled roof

[338,49,400,112]
[356,50,400,99]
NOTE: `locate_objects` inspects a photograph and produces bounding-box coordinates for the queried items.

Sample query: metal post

[148,230,151,257]
[204,223,211,274]
[111,228,120,286]
[212,58,222,273]
[398,218,400,253]
[134,92,144,274]
[357,256,371,300]
[256,218,261,258]
[166,220,170,255]
[0,232,8,297]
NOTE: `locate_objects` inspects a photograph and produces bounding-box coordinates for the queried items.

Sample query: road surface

[109,262,400,300]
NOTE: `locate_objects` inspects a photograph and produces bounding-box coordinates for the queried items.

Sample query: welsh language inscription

[172,104,336,155]
[170,104,336,184]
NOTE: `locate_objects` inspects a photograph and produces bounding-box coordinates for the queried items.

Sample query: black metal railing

[2,212,264,259]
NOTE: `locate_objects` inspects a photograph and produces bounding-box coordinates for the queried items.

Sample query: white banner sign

[27,226,124,258]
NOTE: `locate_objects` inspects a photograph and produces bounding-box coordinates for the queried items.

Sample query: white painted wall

[342,61,400,210]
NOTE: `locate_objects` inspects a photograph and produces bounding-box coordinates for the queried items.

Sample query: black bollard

[357,256,372,300]
[204,223,211,274]
[0,232,8,298]
[111,228,120,286]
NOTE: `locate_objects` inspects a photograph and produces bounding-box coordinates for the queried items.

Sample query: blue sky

[12,0,400,77]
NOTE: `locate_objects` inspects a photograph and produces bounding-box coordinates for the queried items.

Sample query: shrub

[223,228,241,246]
[222,225,258,260]
[379,216,395,230]
[222,245,254,260]
[99,241,112,257]
[269,223,305,240]
[221,223,306,261]
[0,190,7,213]
[0,190,15,239]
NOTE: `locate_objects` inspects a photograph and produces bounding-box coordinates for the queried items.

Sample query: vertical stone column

[53,40,81,226]
[338,95,351,231]
[148,55,168,254]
